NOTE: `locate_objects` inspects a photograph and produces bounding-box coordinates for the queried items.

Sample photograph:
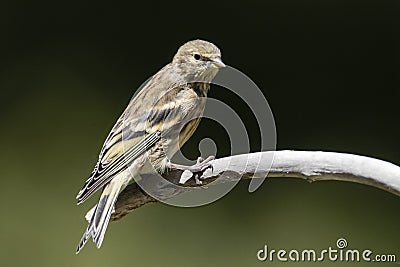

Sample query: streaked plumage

[76,39,225,253]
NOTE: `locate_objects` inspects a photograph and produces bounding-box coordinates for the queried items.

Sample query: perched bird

[76,39,225,253]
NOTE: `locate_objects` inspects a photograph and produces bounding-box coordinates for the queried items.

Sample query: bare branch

[108,150,400,221]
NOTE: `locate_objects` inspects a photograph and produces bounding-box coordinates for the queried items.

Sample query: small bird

[76,39,225,253]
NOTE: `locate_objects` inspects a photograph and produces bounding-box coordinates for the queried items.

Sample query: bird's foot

[167,156,215,185]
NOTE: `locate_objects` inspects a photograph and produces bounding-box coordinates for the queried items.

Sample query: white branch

[109,150,400,221]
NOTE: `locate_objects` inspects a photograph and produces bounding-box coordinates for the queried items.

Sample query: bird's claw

[190,156,215,173]
[190,156,215,185]
[170,156,215,185]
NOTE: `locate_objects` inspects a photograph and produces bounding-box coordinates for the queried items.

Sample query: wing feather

[76,130,161,204]
[76,85,201,204]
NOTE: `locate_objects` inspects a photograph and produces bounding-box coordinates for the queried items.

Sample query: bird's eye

[193,53,201,60]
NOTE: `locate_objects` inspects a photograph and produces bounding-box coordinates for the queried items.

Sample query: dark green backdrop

[1,0,399,266]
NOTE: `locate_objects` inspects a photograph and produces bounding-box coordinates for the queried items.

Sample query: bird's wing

[76,85,199,204]
[76,118,161,204]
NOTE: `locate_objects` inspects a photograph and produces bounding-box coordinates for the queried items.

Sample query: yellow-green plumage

[75,39,225,253]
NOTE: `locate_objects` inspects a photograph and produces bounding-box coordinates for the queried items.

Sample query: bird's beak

[212,57,226,68]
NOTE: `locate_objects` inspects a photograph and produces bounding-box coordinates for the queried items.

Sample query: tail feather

[93,189,120,248]
[76,178,124,254]
[85,204,97,223]
[76,222,93,254]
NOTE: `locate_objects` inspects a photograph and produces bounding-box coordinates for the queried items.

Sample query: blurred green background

[1,0,399,266]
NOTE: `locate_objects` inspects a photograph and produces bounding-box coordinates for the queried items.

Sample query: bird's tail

[76,177,125,254]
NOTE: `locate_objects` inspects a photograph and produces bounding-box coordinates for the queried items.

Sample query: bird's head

[172,39,225,81]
